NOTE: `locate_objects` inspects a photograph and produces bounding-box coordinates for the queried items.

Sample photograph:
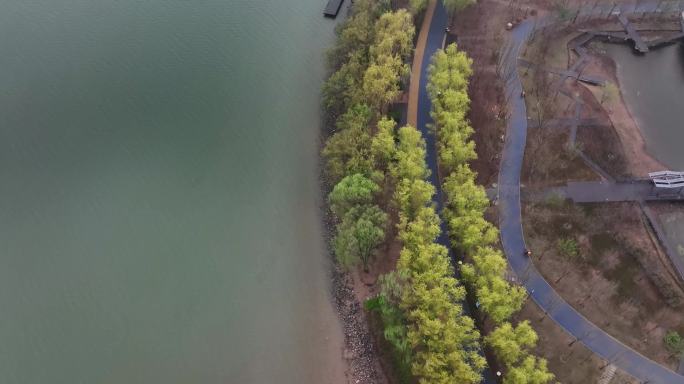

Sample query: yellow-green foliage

[325,5,489,383]
[442,164,498,253]
[391,125,430,182]
[485,321,538,366]
[428,44,552,383]
[371,117,397,171]
[461,246,526,323]
[504,356,554,384]
[362,10,414,113]
[391,125,486,384]
[486,321,554,384]
[323,6,416,182]
[329,173,381,218]
[324,3,416,275]
[408,0,428,15]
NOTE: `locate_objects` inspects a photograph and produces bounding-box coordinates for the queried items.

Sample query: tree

[398,205,441,248]
[371,10,415,62]
[326,0,388,71]
[394,179,435,223]
[442,165,498,253]
[503,355,554,384]
[358,9,414,113]
[462,247,526,323]
[366,270,411,372]
[408,0,428,14]
[391,125,430,181]
[438,122,476,173]
[323,54,366,117]
[427,44,473,99]
[485,321,538,366]
[390,124,435,223]
[334,205,387,271]
[485,322,554,384]
[362,60,403,112]
[322,105,374,182]
[371,117,397,170]
[329,173,380,218]
[398,242,486,384]
[443,0,477,15]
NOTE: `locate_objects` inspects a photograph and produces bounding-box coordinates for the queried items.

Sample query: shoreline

[318,139,385,383]
[317,2,425,382]
[582,49,667,177]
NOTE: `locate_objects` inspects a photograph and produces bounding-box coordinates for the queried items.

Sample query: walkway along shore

[497,7,684,383]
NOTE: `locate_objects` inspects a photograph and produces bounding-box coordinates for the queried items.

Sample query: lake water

[0,1,345,383]
[607,43,684,273]
[606,43,684,170]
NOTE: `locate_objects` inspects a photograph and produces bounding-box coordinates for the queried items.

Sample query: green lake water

[0,1,345,383]
[606,43,684,170]
[607,44,684,271]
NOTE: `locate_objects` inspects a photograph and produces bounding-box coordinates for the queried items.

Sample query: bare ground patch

[523,200,684,368]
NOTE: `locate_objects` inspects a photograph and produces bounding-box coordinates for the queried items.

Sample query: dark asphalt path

[496,181,684,203]
[415,2,497,382]
[540,180,684,203]
[497,16,684,384]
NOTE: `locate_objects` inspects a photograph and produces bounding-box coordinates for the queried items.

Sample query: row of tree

[323,2,493,382]
[427,43,554,383]
[323,1,414,126]
[369,123,487,383]
[322,0,417,272]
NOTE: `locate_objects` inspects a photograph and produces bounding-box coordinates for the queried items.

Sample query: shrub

[664,330,684,354]
[558,237,579,260]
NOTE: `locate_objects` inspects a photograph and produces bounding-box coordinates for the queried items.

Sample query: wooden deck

[323,0,344,18]
[648,31,684,48]
[618,13,649,52]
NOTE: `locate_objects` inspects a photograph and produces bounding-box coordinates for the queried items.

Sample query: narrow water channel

[0,1,345,383]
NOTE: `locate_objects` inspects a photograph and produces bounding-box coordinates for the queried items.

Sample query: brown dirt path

[407,0,436,127]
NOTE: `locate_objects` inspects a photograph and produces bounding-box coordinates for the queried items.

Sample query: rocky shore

[330,264,382,384]
[319,160,383,384]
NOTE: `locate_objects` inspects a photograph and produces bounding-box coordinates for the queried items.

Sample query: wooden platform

[618,13,649,53]
[648,32,684,48]
[323,0,344,18]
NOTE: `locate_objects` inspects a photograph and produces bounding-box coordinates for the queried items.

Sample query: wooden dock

[518,58,606,86]
[648,32,684,48]
[618,13,649,53]
[323,0,344,18]
[589,30,629,40]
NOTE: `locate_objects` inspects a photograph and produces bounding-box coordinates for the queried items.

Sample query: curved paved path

[498,17,684,384]
[410,1,497,382]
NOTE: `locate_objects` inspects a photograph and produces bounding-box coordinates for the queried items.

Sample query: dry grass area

[522,26,579,70]
[522,124,599,186]
[514,300,640,384]
[573,79,631,180]
[515,12,684,378]
[451,0,532,186]
[523,200,684,369]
